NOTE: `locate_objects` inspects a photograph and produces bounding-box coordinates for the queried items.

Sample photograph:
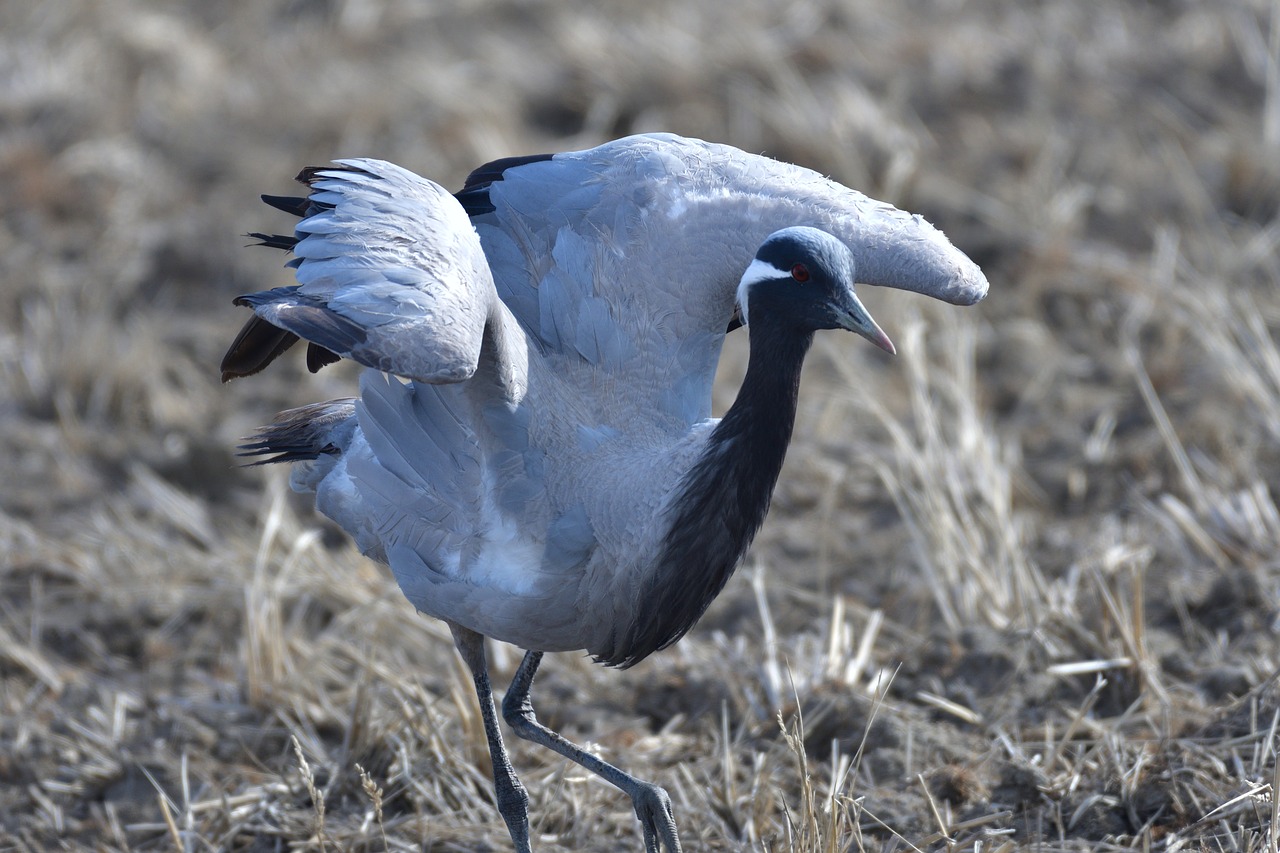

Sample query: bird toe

[632,783,681,852]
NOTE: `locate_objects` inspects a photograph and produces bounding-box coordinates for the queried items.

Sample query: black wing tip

[220,314,301,381]
[454,188,496,217]
[306,342,341,373]
[221,366,258,383]
[295,165,326,185]
[296,161,377,186]
[261,194,311,217]
[591,635,681,669]
[232,286,300,308]
[227,165,370,381]
[220,301,350,381]
[245,231,298,251]
[235,440,339,466]
[460,151,556,191]
[456,151,556,217]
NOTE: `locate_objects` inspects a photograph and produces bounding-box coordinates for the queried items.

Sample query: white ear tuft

[735,259,789,326]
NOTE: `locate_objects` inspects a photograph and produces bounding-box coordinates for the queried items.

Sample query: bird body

[269,335,747,664]
[225,132,987,850]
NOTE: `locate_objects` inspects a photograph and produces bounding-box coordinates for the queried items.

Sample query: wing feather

[464,133,988,426]
[224,159,495,384]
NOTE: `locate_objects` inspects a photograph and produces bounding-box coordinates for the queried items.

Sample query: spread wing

[458,135,727,360]
[221,159,494,385]
[456,133,988,426]
[224,134,988,427]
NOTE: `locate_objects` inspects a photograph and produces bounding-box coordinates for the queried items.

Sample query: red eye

[791,263,810,282]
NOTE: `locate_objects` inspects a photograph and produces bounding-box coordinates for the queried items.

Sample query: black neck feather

[596,321,814,667]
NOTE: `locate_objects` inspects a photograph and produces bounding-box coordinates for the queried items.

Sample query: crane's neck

[594,319,814,667]
[698,322,812,511]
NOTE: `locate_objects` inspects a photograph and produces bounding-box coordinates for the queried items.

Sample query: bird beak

[833,289,896,355]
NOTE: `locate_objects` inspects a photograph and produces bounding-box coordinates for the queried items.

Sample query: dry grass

[2,0,1279,850]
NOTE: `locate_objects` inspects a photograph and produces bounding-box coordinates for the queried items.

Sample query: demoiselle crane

[221,133,987,851]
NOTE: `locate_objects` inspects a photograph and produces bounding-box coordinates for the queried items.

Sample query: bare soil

[2,1,1278,850]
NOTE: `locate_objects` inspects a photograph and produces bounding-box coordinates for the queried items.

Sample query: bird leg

[449,624,532,853]
[502,651,683,853]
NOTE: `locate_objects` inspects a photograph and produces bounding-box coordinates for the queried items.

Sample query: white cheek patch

[735,259,789,326]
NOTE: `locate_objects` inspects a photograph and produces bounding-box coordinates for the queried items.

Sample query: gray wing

[461,133,988,425]
[461,135,717,365]
[232,159,494,385]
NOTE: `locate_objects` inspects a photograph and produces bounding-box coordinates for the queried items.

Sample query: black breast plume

[593,326,814,667]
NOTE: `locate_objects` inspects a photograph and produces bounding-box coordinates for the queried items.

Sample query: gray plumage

[225,133,987,852]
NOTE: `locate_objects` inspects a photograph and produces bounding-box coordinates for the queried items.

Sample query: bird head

[734,226,895,354]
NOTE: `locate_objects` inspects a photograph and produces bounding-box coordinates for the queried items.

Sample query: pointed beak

[833,289,896,355]
[859,320,897,355]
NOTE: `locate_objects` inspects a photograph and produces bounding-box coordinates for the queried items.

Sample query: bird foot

[632,782,682,852]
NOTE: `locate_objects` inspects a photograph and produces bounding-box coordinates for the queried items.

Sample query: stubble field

[2,1,1279,850]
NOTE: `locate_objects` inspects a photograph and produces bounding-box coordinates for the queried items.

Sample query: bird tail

[237,398,357,465]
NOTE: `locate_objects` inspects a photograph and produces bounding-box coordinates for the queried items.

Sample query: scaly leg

[501,651,682,852]
[449,624,532,852]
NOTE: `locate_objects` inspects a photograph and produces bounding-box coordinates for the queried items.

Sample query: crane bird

[221,133,987,851]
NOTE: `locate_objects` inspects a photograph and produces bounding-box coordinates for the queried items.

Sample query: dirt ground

[2,1,1279,850]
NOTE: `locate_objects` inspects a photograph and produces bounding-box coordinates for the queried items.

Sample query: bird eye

[791,263,810,282]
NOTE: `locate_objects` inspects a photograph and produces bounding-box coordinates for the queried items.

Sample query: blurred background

[2,1,1278,850]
